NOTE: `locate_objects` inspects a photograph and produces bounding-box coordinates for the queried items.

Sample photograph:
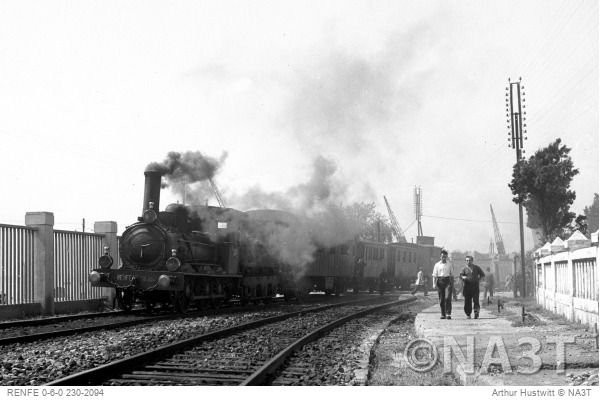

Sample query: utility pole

[414,186,423,236]
[506,78,528,298]
[82,218,85,232]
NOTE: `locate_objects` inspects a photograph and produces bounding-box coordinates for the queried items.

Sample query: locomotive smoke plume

[231,154,354,273]
[233,155,346,215]
[280,23,440,197]
[146,150,228,204]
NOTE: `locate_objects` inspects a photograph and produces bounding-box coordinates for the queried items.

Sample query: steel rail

[0,310,129,330]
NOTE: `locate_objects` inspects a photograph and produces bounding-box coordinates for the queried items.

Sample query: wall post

[568,249,575,322]
[25,212,54,316]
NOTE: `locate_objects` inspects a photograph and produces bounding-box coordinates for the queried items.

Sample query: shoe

[440,316,446,319]
[446,315,451,320]
[474,313,479,319]
[466,315,471,319]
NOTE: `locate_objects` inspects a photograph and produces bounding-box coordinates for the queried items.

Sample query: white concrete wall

[535,245,599,326]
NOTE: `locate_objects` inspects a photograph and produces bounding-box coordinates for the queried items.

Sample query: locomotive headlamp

[166,256,181,272]
[98,246,113,269]
[157,274,171,288]
[142,209,158,223]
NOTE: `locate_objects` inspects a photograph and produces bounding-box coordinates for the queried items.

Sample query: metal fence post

[25,212,54,316]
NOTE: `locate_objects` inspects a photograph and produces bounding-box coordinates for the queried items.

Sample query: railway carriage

[354,241,389,292]
[387,242,419,289]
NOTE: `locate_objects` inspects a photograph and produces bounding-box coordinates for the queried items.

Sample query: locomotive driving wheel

[116,289,134,312]
[171,284,192,314]
[210,281,222,309]
[143,298,156,311]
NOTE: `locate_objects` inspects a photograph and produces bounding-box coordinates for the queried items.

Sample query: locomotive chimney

[143,168,162,216]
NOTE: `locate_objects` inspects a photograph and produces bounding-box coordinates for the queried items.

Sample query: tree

[568,215,589,237]
[583,193,599,233]
[314,202,393,243]
[341,202,393,243]
[508,138,579,243]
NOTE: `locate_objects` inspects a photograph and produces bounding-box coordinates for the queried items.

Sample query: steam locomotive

[88,168,442,312]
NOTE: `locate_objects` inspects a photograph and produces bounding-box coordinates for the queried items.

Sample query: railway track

[45,295,415,386]
[0,310,132,330]
[0,293,382,346]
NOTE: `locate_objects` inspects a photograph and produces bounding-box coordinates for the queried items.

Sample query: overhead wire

[422,214,519,224]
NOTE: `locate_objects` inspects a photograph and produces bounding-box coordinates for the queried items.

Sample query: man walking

[459,256,486,319]
[432,250,454,319]
[379,268,387,296]
[411,267,428,296]
[483,266,495,300]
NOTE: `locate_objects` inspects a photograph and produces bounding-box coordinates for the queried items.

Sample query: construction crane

[384,196,407,243]
[490,204,506,256]
[209,177,227,208]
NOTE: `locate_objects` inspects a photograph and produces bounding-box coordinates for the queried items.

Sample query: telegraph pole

[506,78,528,298]
[414,186,423,236]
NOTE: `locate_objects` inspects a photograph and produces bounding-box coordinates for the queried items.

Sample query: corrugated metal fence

[0,224,36,305]
[54,230,105,302]
[0,223,109,306]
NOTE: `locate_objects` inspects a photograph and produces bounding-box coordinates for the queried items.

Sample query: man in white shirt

[432,250,454,319]
[411,267,428,296]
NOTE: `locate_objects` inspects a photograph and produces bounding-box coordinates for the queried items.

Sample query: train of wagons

[89,168,442,312]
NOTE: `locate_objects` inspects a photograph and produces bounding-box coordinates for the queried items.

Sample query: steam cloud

[232,155,346,215]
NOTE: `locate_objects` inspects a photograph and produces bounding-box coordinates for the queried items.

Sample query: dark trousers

[436,277,453,316]
[463,282,480,316]
[483,285,494,300]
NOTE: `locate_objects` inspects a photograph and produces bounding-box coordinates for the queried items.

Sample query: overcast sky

[1,0,597,254]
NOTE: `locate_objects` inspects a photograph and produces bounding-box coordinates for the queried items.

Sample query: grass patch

[368,302,459,386]
[484,295,586,329]
[371,362,457,386]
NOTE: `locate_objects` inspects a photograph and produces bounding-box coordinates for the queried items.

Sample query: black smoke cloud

[147,150,228,204]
